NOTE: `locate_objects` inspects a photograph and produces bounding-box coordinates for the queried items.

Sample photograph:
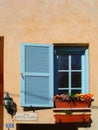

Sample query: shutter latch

[20,73,24,79]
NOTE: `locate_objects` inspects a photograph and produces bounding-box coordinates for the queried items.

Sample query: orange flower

[83,93,93,101]
[75,93,93,101]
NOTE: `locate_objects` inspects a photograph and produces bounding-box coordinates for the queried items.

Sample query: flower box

[54,93,93,108]
[55,100,91,108]
[54,114,91,123]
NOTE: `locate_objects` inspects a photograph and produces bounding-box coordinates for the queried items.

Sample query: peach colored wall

[0,0,98,130]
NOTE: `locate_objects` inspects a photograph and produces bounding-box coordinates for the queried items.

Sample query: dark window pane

[71,72,81,88]
[71,90,81,95]
[58,72,69,88]
[71,55,81,70]
[58,90,68,95]
[58,55,68,70]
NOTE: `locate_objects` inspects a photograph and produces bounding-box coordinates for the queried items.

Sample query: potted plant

[54,93,94,108]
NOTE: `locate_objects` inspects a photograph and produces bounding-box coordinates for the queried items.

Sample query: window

[20,44,88,107]
[54,46,89,95]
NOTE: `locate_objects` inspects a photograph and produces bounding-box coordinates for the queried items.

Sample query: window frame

[54,46,89,95]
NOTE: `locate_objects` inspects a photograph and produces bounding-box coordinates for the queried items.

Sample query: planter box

[54,114,91,123]
[55,100,91,108]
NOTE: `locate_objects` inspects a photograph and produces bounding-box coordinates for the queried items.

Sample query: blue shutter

[20,43,53,107]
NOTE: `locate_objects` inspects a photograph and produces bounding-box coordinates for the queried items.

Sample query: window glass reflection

[58,55,68,70]
[71,55,81,70]
[58,72,69,88]
[71,72,81,88]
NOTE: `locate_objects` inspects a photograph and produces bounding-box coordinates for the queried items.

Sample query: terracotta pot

[54,114,91,123]
[55,100,91,108]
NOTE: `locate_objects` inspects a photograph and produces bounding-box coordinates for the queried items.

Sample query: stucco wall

[0,0,98,130]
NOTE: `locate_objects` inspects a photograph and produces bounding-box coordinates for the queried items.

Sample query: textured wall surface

[0,0,98,130]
